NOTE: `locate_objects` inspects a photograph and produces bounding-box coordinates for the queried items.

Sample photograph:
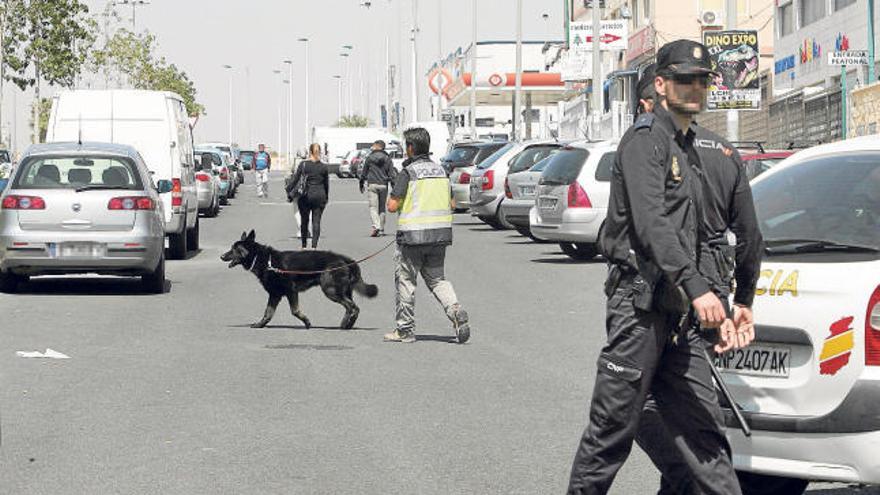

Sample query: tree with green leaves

[92,29,204,118]
[336,115,370,128]
[1,0,95,143]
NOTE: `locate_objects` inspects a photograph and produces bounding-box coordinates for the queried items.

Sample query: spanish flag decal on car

[819,316,855,376]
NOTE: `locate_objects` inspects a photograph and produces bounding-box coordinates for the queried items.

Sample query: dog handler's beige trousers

[394,244,459,334]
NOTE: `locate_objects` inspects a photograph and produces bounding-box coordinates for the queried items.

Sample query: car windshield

[508,145,562,174]
[540,149,589,185]
[476,143,516,169]
[13,155,143,190]
[442,146,478,163]
[240,151,255,163]
[745,158,784,181]
[753,152,880,251]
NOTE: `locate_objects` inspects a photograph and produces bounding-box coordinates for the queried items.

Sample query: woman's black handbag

[285,167,308,202]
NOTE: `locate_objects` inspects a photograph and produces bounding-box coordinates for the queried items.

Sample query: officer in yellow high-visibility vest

[384,127,470,344]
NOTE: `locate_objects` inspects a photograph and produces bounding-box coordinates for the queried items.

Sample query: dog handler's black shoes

[452,306,470,344]
[383,329,416,343]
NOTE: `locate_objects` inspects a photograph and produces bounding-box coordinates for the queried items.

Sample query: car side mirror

[156,179,173,194]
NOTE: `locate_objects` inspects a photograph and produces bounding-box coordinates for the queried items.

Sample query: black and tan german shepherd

[220,230,378,329]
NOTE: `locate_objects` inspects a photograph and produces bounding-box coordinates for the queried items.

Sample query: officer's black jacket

[692,125,763,307]
[599,104,711,301]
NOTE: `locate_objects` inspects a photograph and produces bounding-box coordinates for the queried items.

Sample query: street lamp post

[113,0,150,32]
[513,0,522,141]
[333,75,343,123]
[340,52,351,117]
[283,59,293,165]
[410,0,420,123]
[273,69,283,157]
[222,65,234,144]
[297,38,311,145]
[470,0,477,139]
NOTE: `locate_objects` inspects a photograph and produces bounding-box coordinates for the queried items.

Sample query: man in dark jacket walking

[360,140,397,237]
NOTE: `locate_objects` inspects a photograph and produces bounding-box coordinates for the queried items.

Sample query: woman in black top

[291,143,330,249]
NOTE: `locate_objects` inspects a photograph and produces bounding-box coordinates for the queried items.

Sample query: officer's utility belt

[606,262,689,316]
[707,239,736,288]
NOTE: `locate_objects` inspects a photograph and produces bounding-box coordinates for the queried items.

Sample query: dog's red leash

[266,239,397,275]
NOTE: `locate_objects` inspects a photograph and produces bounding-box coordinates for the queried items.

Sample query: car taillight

[459,172,471,184]
[481,170,494,191]
[866,285,880,366]
[171,178,182,207]
[1,195,46,210]
[196,173,211,182]
[567,182,592,208]
[108,196,155,210]
[504,177,512,199]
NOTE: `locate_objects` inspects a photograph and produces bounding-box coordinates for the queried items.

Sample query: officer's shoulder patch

[634,113,655,130]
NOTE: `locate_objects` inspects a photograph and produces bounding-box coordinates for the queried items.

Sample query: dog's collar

[245,254,259,272]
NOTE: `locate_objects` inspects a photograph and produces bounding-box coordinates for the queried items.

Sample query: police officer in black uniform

[630,48,764,495]
[567,40,745,495]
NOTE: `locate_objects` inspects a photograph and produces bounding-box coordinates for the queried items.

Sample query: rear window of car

[744,158,783,181]
[240,151,255,163]
[530,156,553,172]
[474,143,506,164]
[540,149,589,185]
[13,156,143,190]
[594,152,616,182]
[753,152,879,249]
[476,143,515,170]
[508,145,562,174]
[442,146,479,163]
[196,151,224,166]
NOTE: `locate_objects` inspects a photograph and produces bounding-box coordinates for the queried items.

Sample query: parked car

[0,142,171,293]
[718,136,880,494]
[46,90,200,260]
[337,149,362,178]
[352,149,369,178]
[239,150,255,171]
[0,148,11,191]
[197,142,239,197]
[741,150,794,181]
[529,141,617,261]
[193,154,221,217]
[468,142,521,228]
[195,149,231,205]
[442,141,506,212]
[499,142,567,238]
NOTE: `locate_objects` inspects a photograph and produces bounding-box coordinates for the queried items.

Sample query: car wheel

[187,216,200,251]
[478,215,503,230]
[736,471,808,495]
[559,242,597,261]
[0,271,25,293]
[228,187,236,199]
[220,194,228,205]
[168,221,188,260]
[495,204,514,230]
[212,197,221,217]
[142,253,166,294]
[516,225,548,243]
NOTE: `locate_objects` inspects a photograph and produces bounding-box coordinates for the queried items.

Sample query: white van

[46,90,199,260]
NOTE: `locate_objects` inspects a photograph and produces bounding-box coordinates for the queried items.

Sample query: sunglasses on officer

[669,73,711,86]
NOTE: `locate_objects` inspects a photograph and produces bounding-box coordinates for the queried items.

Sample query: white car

[717,136,880,494]
[529,141,617,260]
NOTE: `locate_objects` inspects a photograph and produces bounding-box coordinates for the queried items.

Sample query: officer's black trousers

[567,282,741,495]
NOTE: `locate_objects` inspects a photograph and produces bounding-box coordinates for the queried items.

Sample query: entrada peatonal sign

[828,50,869,66]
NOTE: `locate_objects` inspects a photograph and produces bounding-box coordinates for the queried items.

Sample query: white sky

[2,0,565,154]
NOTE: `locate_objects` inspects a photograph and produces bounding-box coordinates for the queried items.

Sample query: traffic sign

[569,21,628,52]
[828,50,869,66]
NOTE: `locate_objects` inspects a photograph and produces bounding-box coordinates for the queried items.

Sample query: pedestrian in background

[568,40,744,495]
[360,140,397,237]
[384,127,470,344]
[290,143,329,249]
[254,143,271,198]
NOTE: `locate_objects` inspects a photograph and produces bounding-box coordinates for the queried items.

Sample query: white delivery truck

[46,90,200,260]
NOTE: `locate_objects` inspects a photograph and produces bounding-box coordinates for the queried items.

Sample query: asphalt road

[0,172,875,495]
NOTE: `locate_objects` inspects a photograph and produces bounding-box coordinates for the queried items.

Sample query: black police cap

[636,63,656,100]
[656,40,717,76]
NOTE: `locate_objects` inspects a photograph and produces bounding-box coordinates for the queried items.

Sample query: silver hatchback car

[499,143,566,238]
[0,142,171,293]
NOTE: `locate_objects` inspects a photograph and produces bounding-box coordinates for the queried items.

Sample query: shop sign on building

[703,30,761,111]
[569,20,628,52]
[828,50,868,66]
[627,25,655,63]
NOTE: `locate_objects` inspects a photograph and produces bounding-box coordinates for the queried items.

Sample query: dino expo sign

[703,30,761,111]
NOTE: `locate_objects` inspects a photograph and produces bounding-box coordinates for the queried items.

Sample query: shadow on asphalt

[13,277,170,296]
[530,256,604,265]
[468,227,499,232]
[228,323,379,331]
[806,487,880,494]
[413,334,458,343]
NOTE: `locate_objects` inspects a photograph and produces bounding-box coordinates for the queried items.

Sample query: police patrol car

[715,136,880,494]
